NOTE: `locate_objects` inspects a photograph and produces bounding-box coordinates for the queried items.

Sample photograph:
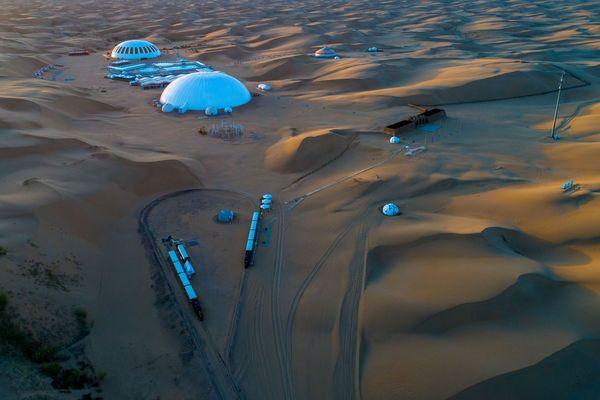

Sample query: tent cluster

[261,194,273,211]
[33,64,58,79]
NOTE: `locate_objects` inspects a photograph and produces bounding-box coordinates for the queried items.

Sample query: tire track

[271,201,294,399]
[333,223,369,400]
[556,98,599,134]
[284,206,370,397]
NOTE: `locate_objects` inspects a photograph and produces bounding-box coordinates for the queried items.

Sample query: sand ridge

[0,0,598,399]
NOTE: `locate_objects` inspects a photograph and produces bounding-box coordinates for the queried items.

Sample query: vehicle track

[224,266,248,364]
[285,150,404,208]
[139,188,255,400]
[333,223,369,400]
[556,98,600,134]
[284,206,370,397]
[270,200,295,399]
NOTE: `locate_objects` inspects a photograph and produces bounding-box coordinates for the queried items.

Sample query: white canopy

[314,47,338,59]
[160,71,251,112]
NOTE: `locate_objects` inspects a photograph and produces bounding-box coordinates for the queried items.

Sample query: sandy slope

[0,0,598,399]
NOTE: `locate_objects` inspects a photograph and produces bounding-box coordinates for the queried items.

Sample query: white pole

[551,72,565,140]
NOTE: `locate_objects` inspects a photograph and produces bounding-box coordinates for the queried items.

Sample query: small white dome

[382,203,400,216]
[205,106,218,116]
[315,47,338,59]
[390,136,400,144]
[160,71,251,112]
[111,40,161,60]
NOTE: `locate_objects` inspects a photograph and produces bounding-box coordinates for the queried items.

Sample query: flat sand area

[0,0,599,399]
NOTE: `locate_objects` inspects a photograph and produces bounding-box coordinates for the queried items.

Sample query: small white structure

[390,136,400,144]
[160,71,251,113]
[257,83,272,91]
[562,179,574,192]
[405,145,426,156]
[382,203,400,216]
[111,40,161,60]
[314,47,338,59]
[205,106,218,116]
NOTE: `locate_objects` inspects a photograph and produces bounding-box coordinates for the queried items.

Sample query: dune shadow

[448,338,600,400]
[412,273,572,335]
[482,227,592,266]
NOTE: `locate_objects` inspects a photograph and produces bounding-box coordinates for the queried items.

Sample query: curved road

[139,188,256,400]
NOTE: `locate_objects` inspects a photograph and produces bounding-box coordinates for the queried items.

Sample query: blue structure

[244,211,261,268]
[167,249,202,319]
[218,209,235,222]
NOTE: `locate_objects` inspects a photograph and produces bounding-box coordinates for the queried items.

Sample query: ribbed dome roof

[382,203,400,216]
[160,71,251,112]
[111,40,161,60]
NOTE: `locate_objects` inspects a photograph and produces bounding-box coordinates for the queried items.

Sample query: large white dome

[111,40,161,60]
[160,71,251,112]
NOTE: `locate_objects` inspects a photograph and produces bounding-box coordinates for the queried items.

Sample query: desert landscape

[0,0,599,399]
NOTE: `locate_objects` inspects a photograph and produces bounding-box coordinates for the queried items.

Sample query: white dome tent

[314,47,338,59]
[111,40,161,60]
[160,71,251,114]
[382,203,400,216]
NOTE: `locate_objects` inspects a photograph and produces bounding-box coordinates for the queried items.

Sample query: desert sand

[0,0,599,399]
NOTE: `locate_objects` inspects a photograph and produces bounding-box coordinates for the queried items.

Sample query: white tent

[382,203,400,216]
[314,47,338,59]
[111,40,161,60]
[160,71,251,113]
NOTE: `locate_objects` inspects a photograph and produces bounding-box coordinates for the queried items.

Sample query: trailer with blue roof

[167,246,203,320]
[244,211,261,268]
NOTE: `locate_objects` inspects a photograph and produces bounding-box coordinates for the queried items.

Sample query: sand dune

[265,128,355,173]
[0,80,119,131]
[0,0,598,398]
[450,339,600,399]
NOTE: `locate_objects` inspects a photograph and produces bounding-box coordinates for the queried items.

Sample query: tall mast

[550,71,565,140]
